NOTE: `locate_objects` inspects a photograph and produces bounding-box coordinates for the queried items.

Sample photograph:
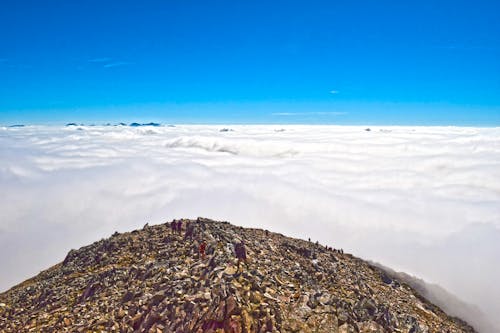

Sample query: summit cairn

[0,218,475,332]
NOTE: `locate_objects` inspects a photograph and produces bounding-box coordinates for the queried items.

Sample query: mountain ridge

[0,218,476,332]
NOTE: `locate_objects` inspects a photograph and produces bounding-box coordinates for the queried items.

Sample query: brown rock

[339,323,357,333]
[358,320,385,333]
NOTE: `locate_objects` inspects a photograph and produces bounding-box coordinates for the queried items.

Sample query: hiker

[176,220,183,234]
[234,241,247,268]
[184,221,195,240]
[196,217,207,231]
[171,220,176,234]
[199,241,207,260]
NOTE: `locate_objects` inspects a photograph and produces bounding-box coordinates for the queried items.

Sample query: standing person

[234,241,247,269]
[196,217,207,232]
[184,221,195,240]
[171,220,176,234]
[177,220,183,234]
[199,241,207,260]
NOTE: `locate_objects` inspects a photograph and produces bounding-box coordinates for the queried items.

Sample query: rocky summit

[0,218,475,333]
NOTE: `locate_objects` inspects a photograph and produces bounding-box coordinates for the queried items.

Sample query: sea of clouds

[1,124,499,331]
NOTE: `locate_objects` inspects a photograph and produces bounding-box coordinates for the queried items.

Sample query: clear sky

[1,1,499,125]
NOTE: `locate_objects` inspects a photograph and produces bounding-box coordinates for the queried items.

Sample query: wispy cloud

[103,61,132,68]
[87,58,132,69]
[330,90,339,94]
[88,57,112,63]
[272,111,347,116]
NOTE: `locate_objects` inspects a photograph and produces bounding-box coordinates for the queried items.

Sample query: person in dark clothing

[176,220,183,234]
[196,217,207,231]
[184,221,195,240]
[171,220,176,234]
[234,241,247,269]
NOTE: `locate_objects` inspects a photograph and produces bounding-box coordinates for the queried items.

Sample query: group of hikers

[169,218,344,273]
[308,238,344,255]
[170,220,183,234]
[170,218,247,268]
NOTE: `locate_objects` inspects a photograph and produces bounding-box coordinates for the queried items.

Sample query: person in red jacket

[199,241,207,260]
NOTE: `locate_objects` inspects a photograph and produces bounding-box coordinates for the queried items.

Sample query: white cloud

[0,125,499,331]
[88,57,111,63]
[103,61,132,68]
[271,111,347,116]
[87,58,132,68]
[330,90,339,94]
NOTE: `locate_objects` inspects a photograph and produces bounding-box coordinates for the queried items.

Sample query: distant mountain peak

[129,122,161,127]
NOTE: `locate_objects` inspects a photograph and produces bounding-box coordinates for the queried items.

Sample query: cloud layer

[1,125,499,331]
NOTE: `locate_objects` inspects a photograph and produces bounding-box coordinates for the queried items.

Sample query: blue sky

[0,1,499,125]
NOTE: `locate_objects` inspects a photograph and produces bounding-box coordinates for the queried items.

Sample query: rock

[116,308,126,319]
[148,292,165,306]
[306,313,338,331]
[337,308,350,324]
[250,292,262,304]
[130,313,143,329]
[358,320,385,333]
[226,295,238,316]
[140,310,160,332]
[381,272,392,284]
[339,323,357,333]
[79,282,100,302]
[121,290,134,303]
[224,265,238,275]
[241,309,253,333]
